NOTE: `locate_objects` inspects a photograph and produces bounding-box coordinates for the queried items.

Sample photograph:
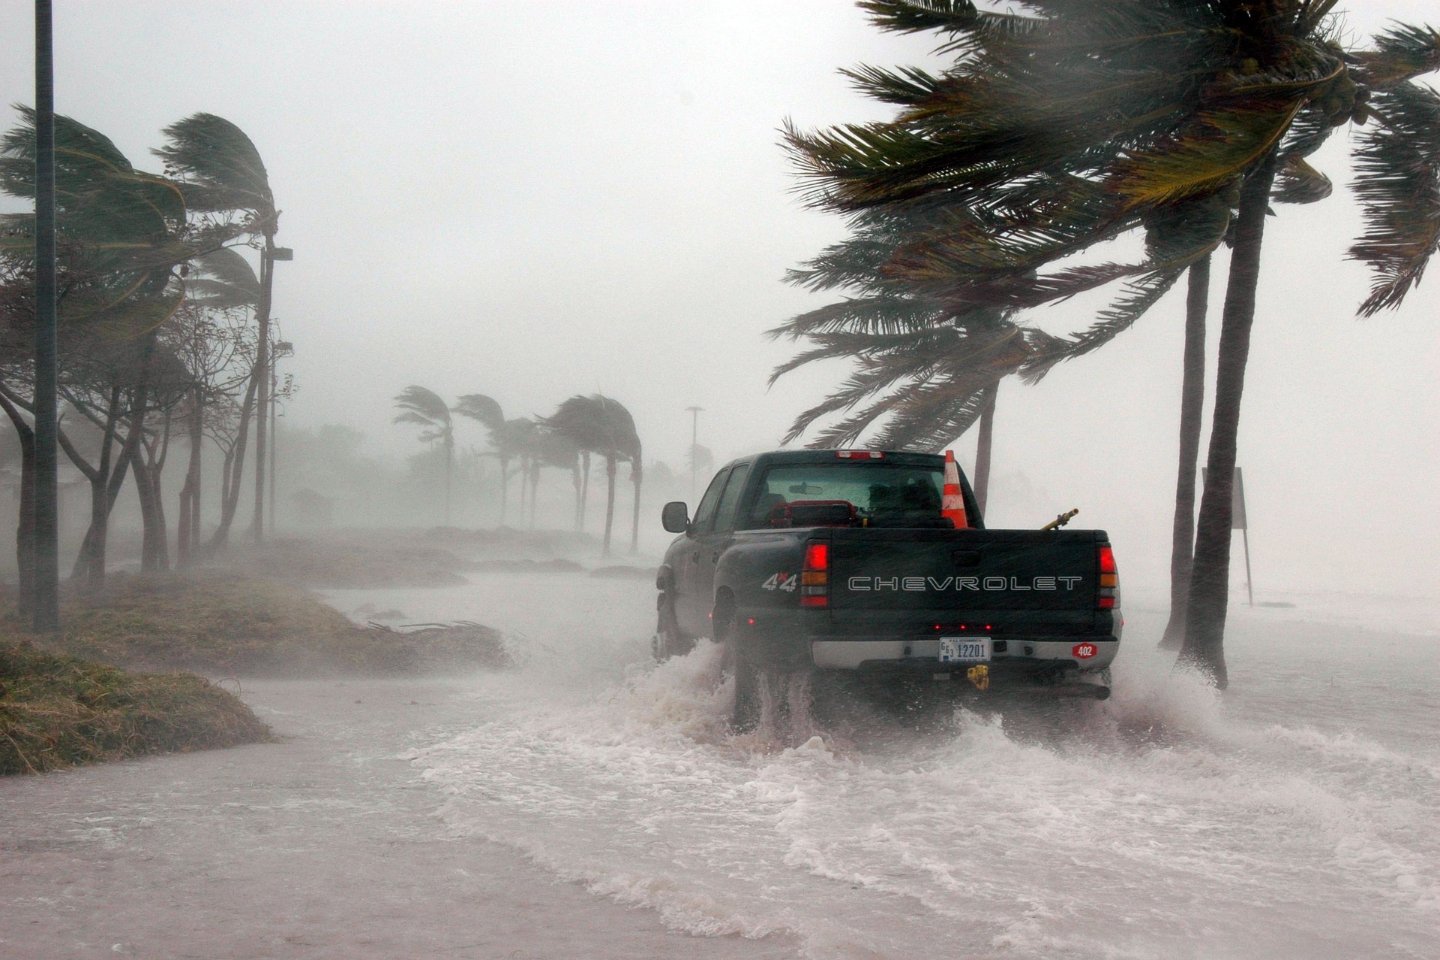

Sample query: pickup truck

[654,449,1121,728]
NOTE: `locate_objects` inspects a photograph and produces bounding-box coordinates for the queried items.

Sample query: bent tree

[785,1,1440,685]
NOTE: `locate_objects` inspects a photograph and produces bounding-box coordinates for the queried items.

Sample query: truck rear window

[741,463,948,529]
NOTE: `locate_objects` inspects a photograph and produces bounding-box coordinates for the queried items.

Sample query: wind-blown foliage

[542,394,642,556]
[394,385,455,523]
[782,1,1440,685]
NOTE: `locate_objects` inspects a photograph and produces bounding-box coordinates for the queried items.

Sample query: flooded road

[3,570,1437,959]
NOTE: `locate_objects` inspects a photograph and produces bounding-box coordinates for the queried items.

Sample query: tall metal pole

[685,405,702,500]
[268,355,277,535]
[251,243,272,543]
[31,0,60,630]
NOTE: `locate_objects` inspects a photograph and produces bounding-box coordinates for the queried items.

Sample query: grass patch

[1,572,509,677]
[0,640,272,776]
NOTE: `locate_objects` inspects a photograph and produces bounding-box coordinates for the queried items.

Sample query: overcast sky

[2,1,1437,598]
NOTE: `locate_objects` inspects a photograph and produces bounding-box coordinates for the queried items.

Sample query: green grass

[0,640,272,776]
[0,571,508,775]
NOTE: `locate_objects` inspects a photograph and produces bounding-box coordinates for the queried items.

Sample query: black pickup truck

[654,450,1121,727]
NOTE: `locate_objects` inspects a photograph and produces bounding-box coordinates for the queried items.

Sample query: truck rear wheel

[712,594,761,732]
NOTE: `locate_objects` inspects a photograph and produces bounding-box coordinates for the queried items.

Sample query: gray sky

[2,1,1437,597]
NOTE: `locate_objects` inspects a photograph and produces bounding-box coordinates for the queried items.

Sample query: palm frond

[453,393,505,431]
[1351,23,1440,89]
[393,385,452,427]
[153,113,275,227]
[1107,102,1304,209]
[1021,267,1185,382]
[1272,153,1333,204]
[185,247,260,309]
[1348,81,1440,315]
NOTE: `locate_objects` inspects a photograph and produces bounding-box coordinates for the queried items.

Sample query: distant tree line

[1,109,293,615]
[777,1,1440,685]
[394,387,642,558]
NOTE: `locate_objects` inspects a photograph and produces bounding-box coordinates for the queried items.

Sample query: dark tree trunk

[177,388,203,568]
[1181,158,1279,687]
[62,384,127,592]
[3,400,36,616]
[136,410,172,572]
[207,372,259,554]
[135,459,169,571]
[68,429,135,592]
[1160,256,1212,651]
[973,381,998,515]
[16,432,35,615]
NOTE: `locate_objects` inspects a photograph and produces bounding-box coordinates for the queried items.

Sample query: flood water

[3,570,1436,960]
[331,575,1440,960]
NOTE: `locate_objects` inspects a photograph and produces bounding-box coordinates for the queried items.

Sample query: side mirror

[661,501,690,534]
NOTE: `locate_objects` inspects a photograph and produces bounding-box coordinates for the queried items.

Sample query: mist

[3,3,1439,959]
[0,1,1434,599]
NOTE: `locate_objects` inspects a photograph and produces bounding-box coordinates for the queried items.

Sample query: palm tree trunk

[973,381,999,514]
[579,451,592,531]
[1182,158,1279,687]
[602,454,617,557]
[630,453,643,555]
[1160,256,1211,650]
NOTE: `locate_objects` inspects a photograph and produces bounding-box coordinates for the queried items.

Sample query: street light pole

[685,405,703,500]
[268,340,293,536]
[251,243,291,543]
[30,0,59,629]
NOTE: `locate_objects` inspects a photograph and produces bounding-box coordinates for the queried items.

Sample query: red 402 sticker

[1072,642,1098,659]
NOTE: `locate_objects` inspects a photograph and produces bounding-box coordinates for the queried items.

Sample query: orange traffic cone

[942,450,969,529]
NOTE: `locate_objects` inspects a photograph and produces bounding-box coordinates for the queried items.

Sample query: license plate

[939,636,991,663]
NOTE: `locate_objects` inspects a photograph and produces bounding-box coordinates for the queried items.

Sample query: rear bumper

[811,636,1118,675]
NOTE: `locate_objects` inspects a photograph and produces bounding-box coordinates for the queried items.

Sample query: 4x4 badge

[762,573,798,593]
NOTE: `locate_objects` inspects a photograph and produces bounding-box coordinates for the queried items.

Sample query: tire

[713,594,760,732]
[652,594,692,661]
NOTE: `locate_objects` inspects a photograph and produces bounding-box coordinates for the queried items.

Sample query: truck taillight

[801,541,829,608]
[1097,545,1119,610]
[835,450,884,460]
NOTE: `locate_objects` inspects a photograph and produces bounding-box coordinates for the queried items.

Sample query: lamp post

[268,339,293,536]
[30,0,59,628]
[252,243,292,543]
[685,405,703,500]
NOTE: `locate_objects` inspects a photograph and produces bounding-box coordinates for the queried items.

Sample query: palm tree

[453,393,510,521]
[784,1,1440,685]
[1,109,198,594]
[393,385,455,523]
[542,394,642,556]
[773,206,1045,510]
[154,113,280,543]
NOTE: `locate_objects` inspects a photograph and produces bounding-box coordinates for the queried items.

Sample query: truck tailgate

[825,528,1104,629]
